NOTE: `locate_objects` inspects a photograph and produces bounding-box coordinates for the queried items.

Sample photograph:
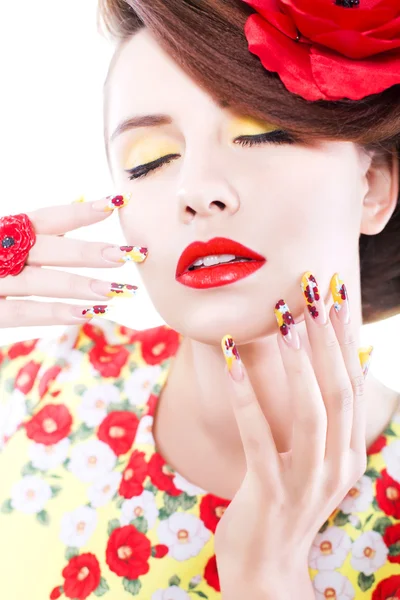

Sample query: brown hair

[98,0,400,325]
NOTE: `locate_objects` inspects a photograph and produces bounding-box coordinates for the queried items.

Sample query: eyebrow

[109,114,173,144]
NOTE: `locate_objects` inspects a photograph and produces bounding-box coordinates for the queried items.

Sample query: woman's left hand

[215,272,373,599]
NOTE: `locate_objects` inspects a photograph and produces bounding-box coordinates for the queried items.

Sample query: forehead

[107,29,221,133]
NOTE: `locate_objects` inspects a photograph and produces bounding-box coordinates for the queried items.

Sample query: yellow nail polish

[359,345,374,378]
[330,273,350,324]
[71,195,86,204]
[92,193,132,212]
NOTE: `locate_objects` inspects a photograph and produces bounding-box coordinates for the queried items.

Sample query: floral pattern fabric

[0,318,400,600]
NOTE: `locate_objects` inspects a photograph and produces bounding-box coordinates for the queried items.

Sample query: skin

[105,29,400,500]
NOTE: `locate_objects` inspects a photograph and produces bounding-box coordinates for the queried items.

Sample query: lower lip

[176,260,266,289]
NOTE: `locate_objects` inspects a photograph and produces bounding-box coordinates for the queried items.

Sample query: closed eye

[125,129,296,181]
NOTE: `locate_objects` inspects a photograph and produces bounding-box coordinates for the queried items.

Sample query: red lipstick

[175,236,266,289]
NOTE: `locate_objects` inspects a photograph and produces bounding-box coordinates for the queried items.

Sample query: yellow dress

[0,319,399,600]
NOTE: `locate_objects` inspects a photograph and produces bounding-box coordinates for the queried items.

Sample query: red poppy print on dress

[375,469,400,519]
[8,338,38,359]
[106,525,151,579]
[14,360,41,394]
[204,554,221,592]
[119,450,148,499]
[88,344,129,378]
[61,553,101,599]
[199,495,230,533]
[383,523,400,564]
[367,434,388,456]
[25,404,73,445]
[81,322,107,347]
[97,411,139,456]
[148,453,181,496]
[371,574,400,600]
[121,326,181,365]
[38,365,63,400]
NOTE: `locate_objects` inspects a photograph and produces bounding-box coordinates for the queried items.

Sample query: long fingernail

[90,280,139,299]
[221,335,244,382]
[91,194,131,212]
[76,305,110,319]
[330,273,350,325]
[359,345,374,379]
[300,271,327,326]
[102,245,148,264]
[274,299,301,350]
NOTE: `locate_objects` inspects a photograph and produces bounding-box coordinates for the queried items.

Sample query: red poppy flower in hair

[241,0,400,101]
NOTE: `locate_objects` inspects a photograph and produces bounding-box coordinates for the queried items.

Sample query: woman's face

[106,29,372,345]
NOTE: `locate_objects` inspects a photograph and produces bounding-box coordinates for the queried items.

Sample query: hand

[0,194,148,328]
[215,272,373,599]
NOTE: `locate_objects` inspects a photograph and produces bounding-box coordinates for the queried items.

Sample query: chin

[159,300,279,346]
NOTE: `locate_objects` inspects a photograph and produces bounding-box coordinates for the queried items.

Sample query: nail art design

[71,195,86,204]
[359,345,374,378]
[274,299,300,349]
[107,283,138,298]
[300,271,326,325]
[81,305,110,318]
[330,273,350,324]
[118,246,148,263]
[221,334,241,372]
[104,193,131,212]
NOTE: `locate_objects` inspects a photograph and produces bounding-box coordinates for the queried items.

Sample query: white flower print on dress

[124,365,162,406]
[172,472,207,497]
[68,439,117,483]
[36,327,79,360]
[120,491,159,528]
[77,384,119,428]
[350,530,388,576]
[157,513,211,561]
[10,476,52,514]
[382,439,400,483]
[309,526,352,570]
[337,475,374,514]
[0,389,27,449]
[60,505,97,548]
[152,586,191,600]
[135,415,155,445]
[29,438,70,471]
[313,571,355,600]
[56,350,84,383]
[87,471,122,508]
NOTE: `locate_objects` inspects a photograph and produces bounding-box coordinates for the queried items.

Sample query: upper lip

[176,236,266,277]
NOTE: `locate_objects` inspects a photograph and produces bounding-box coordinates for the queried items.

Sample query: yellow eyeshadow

[227,115,279,137]
[123,137,181,170]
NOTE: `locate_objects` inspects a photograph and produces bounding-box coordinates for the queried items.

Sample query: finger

[0,298,107,328]
[26,194,131,235]
[0,265,138,301]
[274,299,327,479]
[221,334,281,479]
[329,283,371,455]
[26,235,148,268]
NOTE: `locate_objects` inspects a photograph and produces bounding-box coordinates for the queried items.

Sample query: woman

[0,0,399,598]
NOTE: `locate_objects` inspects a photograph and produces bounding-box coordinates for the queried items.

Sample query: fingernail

[101,245,148,264]
[91,193,131,212]
[330,273,350,325]
[300,271,327,326]
[221,335,244,382]
[90,280,138,298]
[70,305,110,319]
[274,299,301,350]
[359,345,374,379]
[71,195,86,204]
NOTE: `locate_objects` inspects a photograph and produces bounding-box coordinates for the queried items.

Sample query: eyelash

[125,129,296,181]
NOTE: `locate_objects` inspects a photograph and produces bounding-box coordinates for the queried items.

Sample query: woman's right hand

[0,195,148,328]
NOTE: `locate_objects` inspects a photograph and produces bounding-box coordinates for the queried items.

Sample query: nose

[177,149,240,224]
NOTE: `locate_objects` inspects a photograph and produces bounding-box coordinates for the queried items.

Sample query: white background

[0,0,399,392]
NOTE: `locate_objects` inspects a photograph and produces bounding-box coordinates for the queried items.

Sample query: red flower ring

[242,0,400,101]
[0,213,36,278]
